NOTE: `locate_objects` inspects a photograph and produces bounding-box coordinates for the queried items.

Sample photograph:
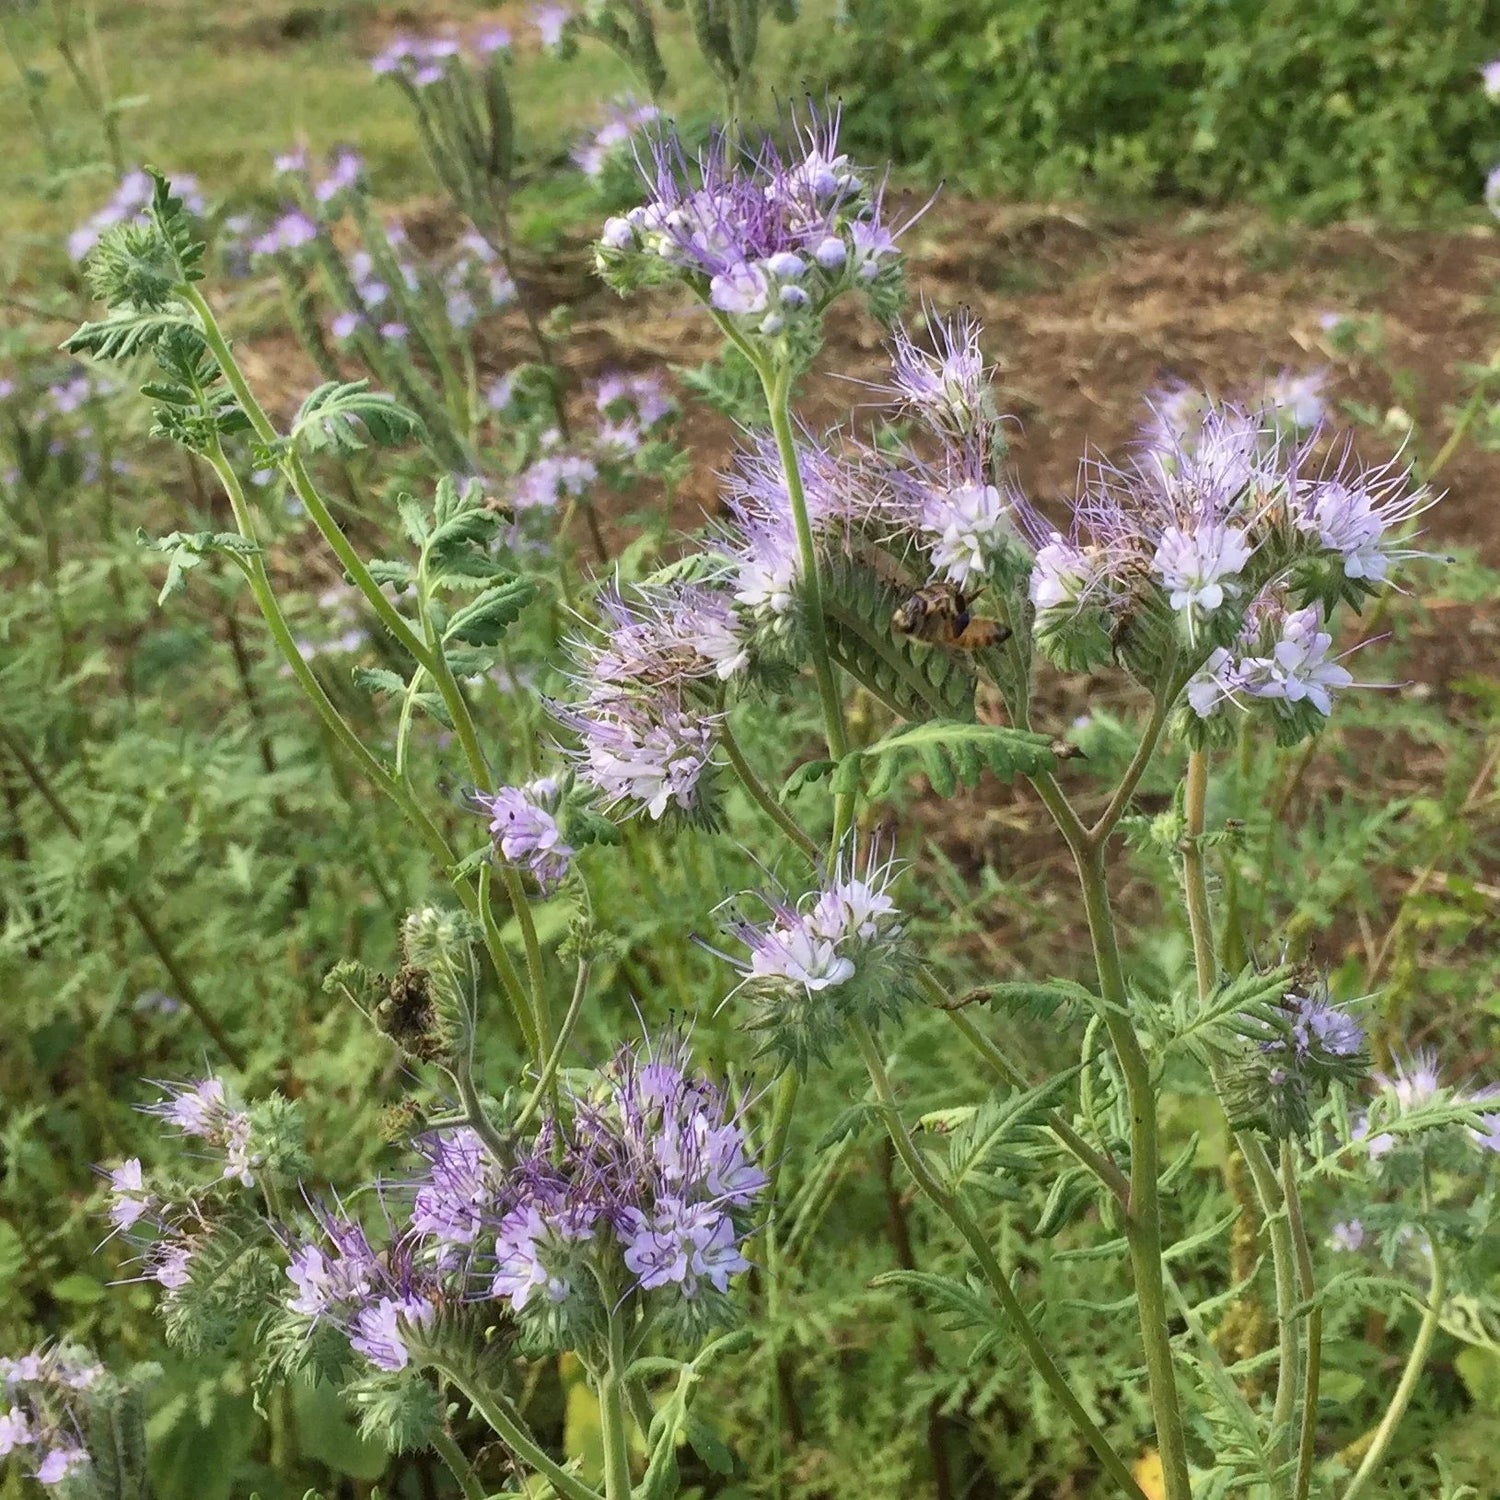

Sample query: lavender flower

[1151,521,1253,618]
[1235,606,1352,716]
[719,429,891,626]
[1288,452,1433,586]
[595,104,910,338]
[555,699,719,821]
[573,97,662,180]
[917,476,1015,589]
[475,778,575,891]
[1262,369,1327,431]
[727,843,911,1064]
[36,1443,89,1485]
[143,1076,259,1185]
[1330,1220,1365,1252]
[531,2,572,48]
[314,148,363,205]
[514,452,598,511]
[252,210,318,258]
[69,168,205,262]
[410,1129,507,1249]
[886,308,993,436]
[285,1212,438,1371]
[572,581,749,705]
[1483,58,1500,99]
[0,1344,112,1487]
[106,1158,152,1231]
[594,370,674,429]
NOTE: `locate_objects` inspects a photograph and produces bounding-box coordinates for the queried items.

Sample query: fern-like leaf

[834,720,1058,802]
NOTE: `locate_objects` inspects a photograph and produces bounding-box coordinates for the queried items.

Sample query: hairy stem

[1185,750,1299,1446]
[432,1359,601,1500]
[720,721,820,862]
[513,959,592,1135]
[600,1314,634,1500]
[430,1427,485,1500]
[852,1020,1148,1500]
[1340,1242,1446,1500]
[1283,1141,1321,1500]
[1029,764,1193,1500]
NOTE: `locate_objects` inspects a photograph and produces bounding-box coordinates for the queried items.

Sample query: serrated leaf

[366,559,414,589]
[64,309,196,362]
[291,381,424,455]
[352,667,408,697]
[780,758,835,802]
[137,528,259,603]
[976,979,1097,1020]
[836,721,1057,805]
[443,579,534,646]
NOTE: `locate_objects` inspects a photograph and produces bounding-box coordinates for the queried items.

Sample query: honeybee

[892,582,1010,652]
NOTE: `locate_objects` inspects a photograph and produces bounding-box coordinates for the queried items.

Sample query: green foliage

[290,382,424,456]
[826,0,1500,217]
[833,720,1059,801]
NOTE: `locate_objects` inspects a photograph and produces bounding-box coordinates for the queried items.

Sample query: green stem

[1340,1244,1446,1500]
[1029,761,1193,1500]
[1185,750,1298,1447]
[1424,338,1500,481]
[433,1360,601,1500]
[720,721,820,861]
[430,1427,485,1500]
[513,959,592,1135]
[1071,845,1194,1500]
[1087,678,1176,846]
[451,1051,511,1166]
[416,549,550,1066]
[1283,1141,1321,1500]
[183,283,439,676]
[188,285,539,1035]
[851,1020,1148,1500]
[600,1314,634,1500]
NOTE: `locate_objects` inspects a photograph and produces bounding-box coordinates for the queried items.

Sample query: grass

[0,0,823,282]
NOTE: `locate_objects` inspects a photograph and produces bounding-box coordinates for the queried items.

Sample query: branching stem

[851,1020,1148,1500]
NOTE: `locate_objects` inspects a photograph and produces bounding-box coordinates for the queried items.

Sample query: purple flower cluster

[726,843,911,1061]
[573,97,661,180]
[439,231,517,331]
[595,105,908,337]
[553,571,751,822]
[1186,595,1355,722]
[512,447,598,511]
[1349,1049,1500,1161]
[252,209,318,259]
[143,1076,258,1186]
[285,1039,763,1360]
[0,1347,102,1487]
[68,168,206,263]
[531,3,573,51]
[490,1039,764,1312]
[553,699,719,821]
[718,427,889,627]
[592,370,675,453]
[285,1213,437,1371]
[1027,396,1431,685]
[474,776,574,891]
[373,28,512,81]
[574,581,750,699]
